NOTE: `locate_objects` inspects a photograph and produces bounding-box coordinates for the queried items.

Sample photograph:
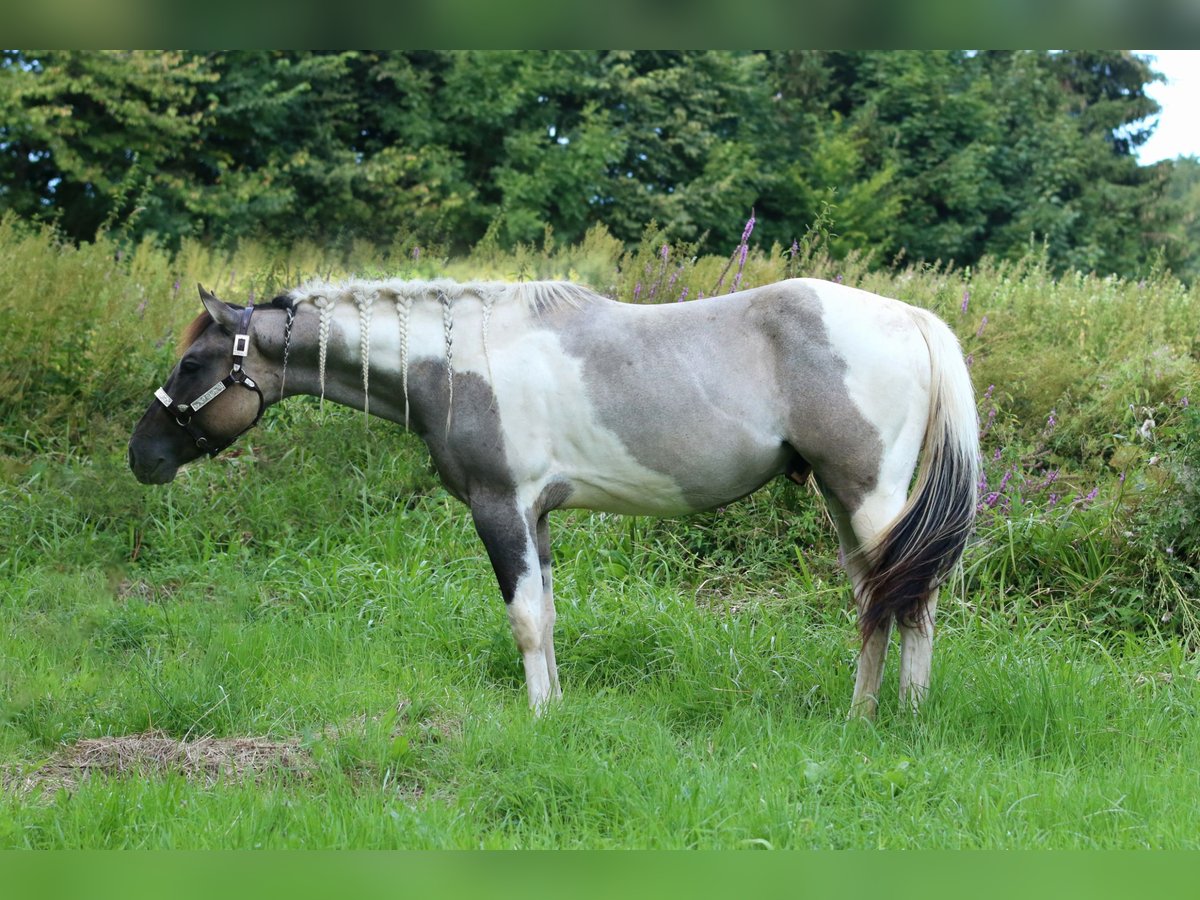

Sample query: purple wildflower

[997,468,1014,493]
[1181,396,1190,408]
[983,384,995,401]
[992,448,1002,461]
[966,353,974,369]
[1047,493,1060,509]
[976,315,988,338]
[661,243,670,262]
[633,282,642,301]
[741,211,756,244]
[413,246,421,261]
[981,407,997,437]
[1045,409,1057,432]
[790,239,799,259]
[678,287,689,302]
[983,468,1015,509]
[835,274,843,284]
[961,290,970,314]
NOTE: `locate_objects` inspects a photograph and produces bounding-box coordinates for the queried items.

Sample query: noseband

[153,304,266,457]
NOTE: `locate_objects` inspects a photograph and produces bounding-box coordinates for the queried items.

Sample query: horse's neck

[280,293,478,431]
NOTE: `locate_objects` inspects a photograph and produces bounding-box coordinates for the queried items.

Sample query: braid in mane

[395,294,413,430]
[354,287,374,420]
[280,303,296,398]
[315,294,333,407]
[440,289,454,434]
[480,292,497,385]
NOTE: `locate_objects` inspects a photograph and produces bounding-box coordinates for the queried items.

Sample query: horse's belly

[554,434,788,516]
[492,327,787,516]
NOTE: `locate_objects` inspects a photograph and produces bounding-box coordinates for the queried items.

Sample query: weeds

[3,212,1200,847]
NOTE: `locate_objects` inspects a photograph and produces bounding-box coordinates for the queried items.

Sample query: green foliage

[1,50,1188,278]
[4,216,1200,847]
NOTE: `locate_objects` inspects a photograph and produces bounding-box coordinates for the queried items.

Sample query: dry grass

[4,731,311,798]
[3,699,455,801]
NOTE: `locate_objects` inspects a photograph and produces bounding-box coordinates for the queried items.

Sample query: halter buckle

[233,334,250,357]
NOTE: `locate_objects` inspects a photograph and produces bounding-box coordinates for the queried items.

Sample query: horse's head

[129,286,280,484]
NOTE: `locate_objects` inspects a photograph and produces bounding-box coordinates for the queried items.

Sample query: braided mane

[286,277,602,315]
[284,278,602,426]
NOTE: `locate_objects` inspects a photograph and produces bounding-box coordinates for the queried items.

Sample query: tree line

[0,50,1188,277]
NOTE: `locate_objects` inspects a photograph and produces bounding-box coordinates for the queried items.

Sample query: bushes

[2,214,1199,641]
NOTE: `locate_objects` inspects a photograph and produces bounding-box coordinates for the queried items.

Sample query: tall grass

[3,212,1200,847]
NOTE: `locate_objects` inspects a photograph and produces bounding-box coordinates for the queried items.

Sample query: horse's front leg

[535,512,562,701]
[471,492,555,711]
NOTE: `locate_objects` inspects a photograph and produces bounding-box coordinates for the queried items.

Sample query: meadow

[2,213,1199,848]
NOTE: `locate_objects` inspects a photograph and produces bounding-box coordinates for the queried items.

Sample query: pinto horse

[129,277,978,717]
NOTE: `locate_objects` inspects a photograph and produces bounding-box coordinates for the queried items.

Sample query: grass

[3,215,1200,847]
[3,411,1200,848]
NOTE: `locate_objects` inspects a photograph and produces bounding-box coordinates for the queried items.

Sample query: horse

[129,277,979,718]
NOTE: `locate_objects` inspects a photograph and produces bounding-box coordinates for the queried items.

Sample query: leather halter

[153,304,266,457]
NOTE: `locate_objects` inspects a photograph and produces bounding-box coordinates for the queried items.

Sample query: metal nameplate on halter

[233,334,250,357]
[155,387,173,408]
[190,381,226,411]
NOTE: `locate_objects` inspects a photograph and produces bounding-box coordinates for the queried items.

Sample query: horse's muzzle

[128,442,179,485]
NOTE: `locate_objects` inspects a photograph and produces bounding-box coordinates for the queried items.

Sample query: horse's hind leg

[898,588,937,710]
[845,483,939,715]
[822,490,894,718]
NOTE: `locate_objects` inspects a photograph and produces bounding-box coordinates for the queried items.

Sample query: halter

[153,304,266,457]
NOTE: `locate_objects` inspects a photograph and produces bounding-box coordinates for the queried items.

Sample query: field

[2,215,1200,848]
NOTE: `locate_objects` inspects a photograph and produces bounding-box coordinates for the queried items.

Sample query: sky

[1136,50,1200,164]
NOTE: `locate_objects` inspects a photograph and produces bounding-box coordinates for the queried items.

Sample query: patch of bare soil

[4,730,311,797]
[3,700,454,800]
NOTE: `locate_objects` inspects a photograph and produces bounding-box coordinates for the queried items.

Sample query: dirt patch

[3,700,453,800]
[4,730,311,797]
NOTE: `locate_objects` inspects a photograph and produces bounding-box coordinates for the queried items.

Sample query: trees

[0,51,211,240]
[0,50,1183,278]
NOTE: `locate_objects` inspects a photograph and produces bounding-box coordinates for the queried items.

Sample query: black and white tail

[859,309,979,639]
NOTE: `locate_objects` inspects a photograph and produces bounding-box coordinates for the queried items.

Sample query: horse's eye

[179,358,202,374]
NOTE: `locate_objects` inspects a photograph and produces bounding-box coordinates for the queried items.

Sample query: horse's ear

[198,284,242,333]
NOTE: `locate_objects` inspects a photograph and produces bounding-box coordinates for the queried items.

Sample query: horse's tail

[859,308,979,640]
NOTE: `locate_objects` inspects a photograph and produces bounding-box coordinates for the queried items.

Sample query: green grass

[3,411,1200,848]
[3,216,1200,847]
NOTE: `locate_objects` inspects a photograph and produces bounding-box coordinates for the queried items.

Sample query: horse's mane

[281,278,602,427]
[177,312,212,354]
[285,277,604,314]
